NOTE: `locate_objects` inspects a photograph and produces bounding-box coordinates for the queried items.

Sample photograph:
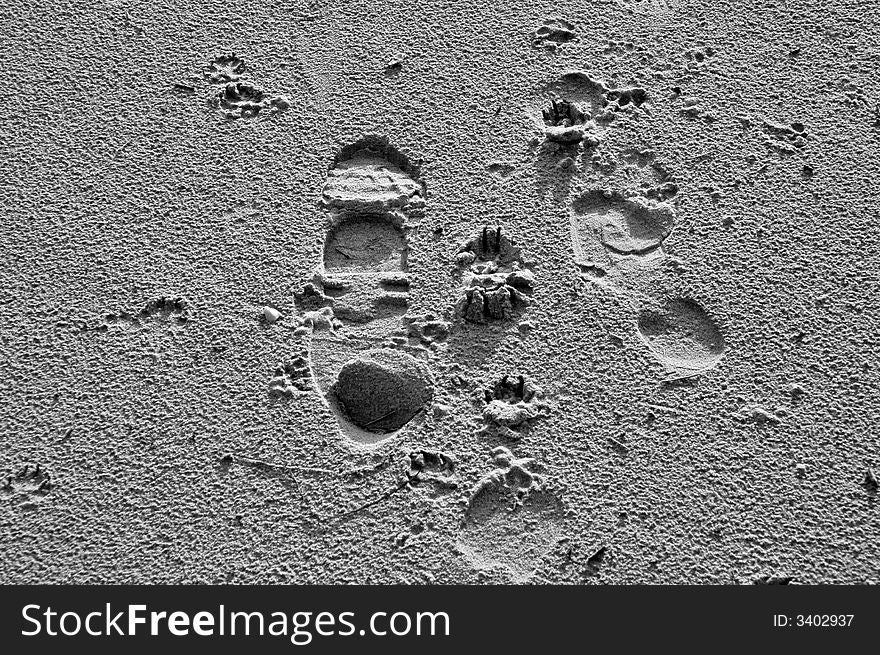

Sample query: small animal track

[454,226,534,323]
[532,18,577,51]
[588,147,618,174]
[103,296,189,330]
[684,46,716,73]
[679,96,716,122]
[203,55,289,120]
[762,119,808,153]
[141,296,187,319]
[292,303,338,332]
[637,298,726,377]
[555,71,647,120]
[205,53,246,83]
[408,450,457,495]
[210,81,289,120]
[603,86,648,114]
[479,375,549,440]
[2,464,53,508]
[571,190,676,260]
[487,161,516,178]
[837,78,873,109]
[458,447,564,582]
[268,355,313,399]
[404,313,450,348]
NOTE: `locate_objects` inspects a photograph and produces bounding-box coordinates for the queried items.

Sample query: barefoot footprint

[458,447,565,582]
[570,185,726,377]
[293,137,436,445]
[571,189,676,269]
[545,72,726,380]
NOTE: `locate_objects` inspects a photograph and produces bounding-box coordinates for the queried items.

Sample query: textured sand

[1,0,879,584]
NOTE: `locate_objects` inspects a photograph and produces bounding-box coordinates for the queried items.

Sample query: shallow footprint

[572,190,675,258]
[458,447,564,582]
[637,298,726,378]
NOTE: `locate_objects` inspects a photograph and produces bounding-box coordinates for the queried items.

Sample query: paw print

[2,464,53,505]
[408,450,457,495]
[454,226,534,323]
[478,374,549,440]
[684,46,715,73]
[542,94,596,145]
[205,53,246,83]
[404,313,450,348]
[203,55,289,120]
[210,81,290,120]
[268,355,313,399]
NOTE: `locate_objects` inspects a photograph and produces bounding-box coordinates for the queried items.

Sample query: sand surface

[2,0,879,584]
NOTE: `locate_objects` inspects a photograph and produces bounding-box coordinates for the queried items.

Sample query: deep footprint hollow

[332,349,433,433]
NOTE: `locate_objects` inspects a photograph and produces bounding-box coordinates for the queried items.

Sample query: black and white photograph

[1,0,877,648]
